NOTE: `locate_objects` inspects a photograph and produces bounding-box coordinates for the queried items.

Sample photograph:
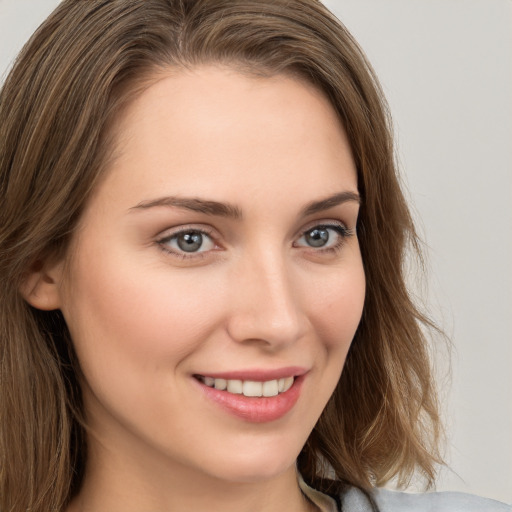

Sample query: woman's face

[58,66,365,483]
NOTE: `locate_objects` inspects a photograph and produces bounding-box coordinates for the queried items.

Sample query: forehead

[91,65,357,216]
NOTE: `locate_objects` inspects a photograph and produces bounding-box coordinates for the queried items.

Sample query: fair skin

[26,66,365,512]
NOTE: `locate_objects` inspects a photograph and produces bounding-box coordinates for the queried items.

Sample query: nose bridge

[226,245,306,347]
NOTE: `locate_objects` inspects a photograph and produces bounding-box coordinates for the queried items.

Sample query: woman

[0,1,509,511]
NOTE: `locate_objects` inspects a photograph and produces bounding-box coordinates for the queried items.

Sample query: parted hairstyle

[0,1,443,511]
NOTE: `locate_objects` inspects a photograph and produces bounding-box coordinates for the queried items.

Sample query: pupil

[306,228,329,247]
[177,232,203,252]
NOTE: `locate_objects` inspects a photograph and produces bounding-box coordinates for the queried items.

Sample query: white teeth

[204,376,215,387]
[282,376,294,392]
[226,379,243,394]
[214,378,227,390]
[262,379,279,397]
[243,380,263,397]
[200,376,295,397]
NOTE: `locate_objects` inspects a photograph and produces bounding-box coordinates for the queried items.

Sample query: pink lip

[193,369,307,423]
[197,366,307,382]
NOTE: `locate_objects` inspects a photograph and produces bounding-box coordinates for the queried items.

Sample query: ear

[20,259,64,311]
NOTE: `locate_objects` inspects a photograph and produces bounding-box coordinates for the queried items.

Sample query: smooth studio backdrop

[1,0,511,503]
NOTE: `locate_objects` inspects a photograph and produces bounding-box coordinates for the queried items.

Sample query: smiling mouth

[195,375,295,397]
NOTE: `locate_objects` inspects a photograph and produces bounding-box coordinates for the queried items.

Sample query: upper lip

[194,366,308,381]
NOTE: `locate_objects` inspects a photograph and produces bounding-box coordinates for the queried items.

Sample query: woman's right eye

[158,229,216,257]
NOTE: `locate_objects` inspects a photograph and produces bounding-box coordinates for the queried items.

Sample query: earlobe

[20,260,64,311]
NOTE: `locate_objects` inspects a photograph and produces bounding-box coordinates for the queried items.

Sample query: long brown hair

[0,1,442,510]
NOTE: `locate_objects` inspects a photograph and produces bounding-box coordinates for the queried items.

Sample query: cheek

[308,260,366,355]
[60,247,226,380]
[308,264,365,404]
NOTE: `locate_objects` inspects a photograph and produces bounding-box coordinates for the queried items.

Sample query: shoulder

[340,487,512,512]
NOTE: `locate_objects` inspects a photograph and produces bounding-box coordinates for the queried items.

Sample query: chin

[194,438,302,484]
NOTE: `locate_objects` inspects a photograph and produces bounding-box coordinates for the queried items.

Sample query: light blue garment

[342,486,512,512]
[299,473,511,511]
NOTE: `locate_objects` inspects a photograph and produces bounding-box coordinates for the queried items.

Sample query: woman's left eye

[295,224,351,251]
[158,229,216,256]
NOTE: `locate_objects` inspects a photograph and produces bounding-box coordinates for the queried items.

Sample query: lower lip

[195,375,305,423]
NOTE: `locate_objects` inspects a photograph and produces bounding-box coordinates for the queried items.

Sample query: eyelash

[156,222,354,261]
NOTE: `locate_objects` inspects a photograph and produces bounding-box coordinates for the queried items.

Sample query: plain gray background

[1,0,511,503]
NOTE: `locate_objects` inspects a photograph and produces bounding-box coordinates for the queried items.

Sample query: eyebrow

[300,191,361,216]
[130,191,360,219]
[130,196,243,219]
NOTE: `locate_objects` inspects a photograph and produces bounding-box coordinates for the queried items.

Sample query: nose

[225,249,308,350]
